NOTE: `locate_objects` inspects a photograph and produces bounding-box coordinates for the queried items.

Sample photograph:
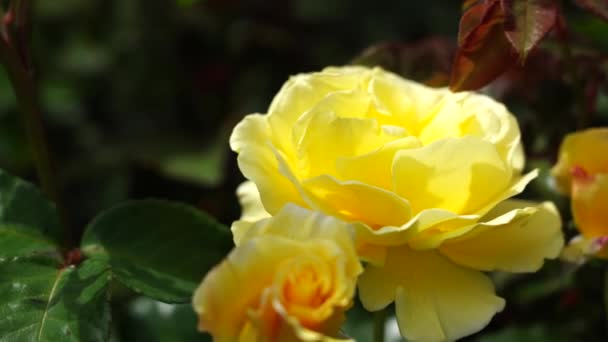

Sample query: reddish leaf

[574,0,608,22]
[457,0,501,46]
[450,0,517,91]
[502,0,557,61]
[463,0,481,11]
[554,10,569,41]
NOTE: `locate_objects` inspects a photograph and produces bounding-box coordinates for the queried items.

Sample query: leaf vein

[35,268,66,342]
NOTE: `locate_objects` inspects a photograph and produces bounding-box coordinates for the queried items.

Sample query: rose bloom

[552,128,608,262]
[193,204,362,342]
[231,66,563,341]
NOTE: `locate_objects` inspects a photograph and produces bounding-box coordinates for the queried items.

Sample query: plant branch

[8,0,32,68]
[373,308,387,342]
[0,42,58,201]
[604,267,608,331]
[0,1,71,248]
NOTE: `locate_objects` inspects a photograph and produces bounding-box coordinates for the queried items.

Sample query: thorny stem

[0,0,71,248]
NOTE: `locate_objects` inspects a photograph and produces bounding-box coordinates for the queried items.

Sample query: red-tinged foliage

[574,0,608,22]
[457,0,501,46]
[450,0,517,91]
[554,10,569,41]
[502,0,557,61]
[463,0,482,11]
[584,72,605,114]
[485,49,561,100]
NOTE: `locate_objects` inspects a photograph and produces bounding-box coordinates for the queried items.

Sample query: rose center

[279,257,332,310]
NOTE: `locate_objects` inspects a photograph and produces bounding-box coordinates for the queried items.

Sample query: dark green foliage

[0,170,63,245]
[0,172,110,341]
[81,200,232,303]
[0,170,231,340]
[0,257,111,342]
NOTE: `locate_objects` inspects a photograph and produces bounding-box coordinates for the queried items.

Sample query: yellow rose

[552,128,608,262]
[551,128,608,196]
[193,204,362,342]
[231,66,563,341]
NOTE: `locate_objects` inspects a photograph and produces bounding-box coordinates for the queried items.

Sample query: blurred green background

[1,0,608,341]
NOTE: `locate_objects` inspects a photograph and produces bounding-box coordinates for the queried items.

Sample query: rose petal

[295,102,400,178]
[551,128,608,194]
[336,137,422,191]
[194,231,361,340]
[419,92,523,171]
[572,173,608,238]
[392,136,511,215]
[236,181,270,222]
[301,175,413,228]
[368,69,447,132]
[193,237,296,338]
[440,200,564,272]
[267,67,371,153]
[354,208,479,250]
[230,114,306,214]
[358,247,505,342]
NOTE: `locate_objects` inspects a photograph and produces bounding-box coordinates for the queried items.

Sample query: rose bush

[193,205,362,342]
[230,66,564,341]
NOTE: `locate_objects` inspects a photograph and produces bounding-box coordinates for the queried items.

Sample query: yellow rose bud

[551,128,608,196]
[571,170,608,238]
[552,128,608,262]
[231,66,563,341]
[193,205,362,341]
[561,234,608,265]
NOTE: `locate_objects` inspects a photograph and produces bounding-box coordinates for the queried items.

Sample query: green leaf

[0,224,59,259]
[0,257,111,342]
[81,199,232,303]
[0,171,110,340]
[0,170,63,245]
